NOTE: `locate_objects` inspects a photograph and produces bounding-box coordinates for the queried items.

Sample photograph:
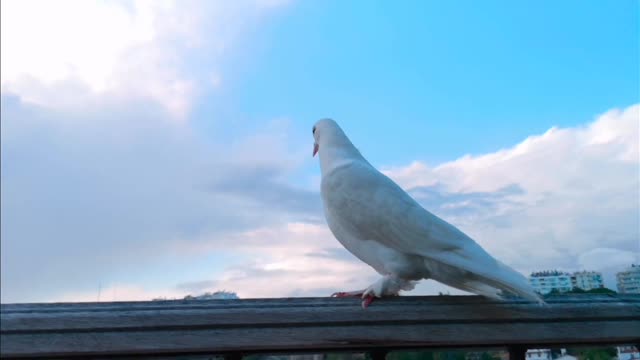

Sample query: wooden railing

[1,294,639,359]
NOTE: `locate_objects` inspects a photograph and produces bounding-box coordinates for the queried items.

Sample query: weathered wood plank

[2,321,638,357]
[2,294,637,313]
[2,301,637,333]
[1,295,639,359]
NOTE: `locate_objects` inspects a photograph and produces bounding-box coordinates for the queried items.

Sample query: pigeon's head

[311,118,348,157]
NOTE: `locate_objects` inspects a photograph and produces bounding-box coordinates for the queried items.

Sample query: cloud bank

[384,105,639,275]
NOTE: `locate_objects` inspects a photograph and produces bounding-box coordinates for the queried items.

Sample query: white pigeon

[312,118,543,308]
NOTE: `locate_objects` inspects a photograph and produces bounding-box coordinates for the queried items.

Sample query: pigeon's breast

[320,164,428,280]
[324,204,427,279]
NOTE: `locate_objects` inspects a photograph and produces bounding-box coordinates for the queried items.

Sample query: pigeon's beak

[313,142,319,157]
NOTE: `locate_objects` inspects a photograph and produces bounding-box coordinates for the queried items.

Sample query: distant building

[570,271,604,291]
[152,291,240,301]
[529,270,605,294]
[616,264,640,294]
[617,346,640,360]
[525,349,552,360]
[529,271,573,294]
[554,349,576,360]
[184,291,239,300]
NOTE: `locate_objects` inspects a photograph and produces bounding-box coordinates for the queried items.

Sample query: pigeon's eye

[312,126,316,135]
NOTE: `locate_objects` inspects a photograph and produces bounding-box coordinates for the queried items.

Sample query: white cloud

[383,104,640,284]
[53,222,375,301]
[0,0,287,117]
[578,248,638,272]
[171,222,381,299]
[0,95,311,303]
[55,284,182,303]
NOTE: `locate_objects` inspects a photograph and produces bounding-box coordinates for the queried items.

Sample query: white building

[554,353,576,360]
[616,264,640,294]
[525,349,552,360]
[571,271,604,291]
[184,291,239,300]
[617,346,640,360]
[529,271,573,294]
[152,291,240,301]
[530,270,606,294]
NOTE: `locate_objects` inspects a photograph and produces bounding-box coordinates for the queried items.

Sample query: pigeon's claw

[330,290,376,308]
[331,276,410,308]
[359,285,382,309]
[361,294,376,309]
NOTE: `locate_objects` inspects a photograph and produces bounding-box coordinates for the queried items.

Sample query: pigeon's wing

[322,161,541,302]
[323,161,480,254]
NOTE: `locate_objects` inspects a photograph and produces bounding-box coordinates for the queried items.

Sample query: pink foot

[330,290,378,309]
[361,295,375,309]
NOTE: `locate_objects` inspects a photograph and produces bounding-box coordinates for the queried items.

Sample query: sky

[1,0,638,303]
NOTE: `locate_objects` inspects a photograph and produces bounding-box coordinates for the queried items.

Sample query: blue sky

[1,0,638,302]
[199,0,638,165]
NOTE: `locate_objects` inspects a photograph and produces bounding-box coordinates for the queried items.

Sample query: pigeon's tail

[475,261,547,305]
[455,278,547,307]
[426,256,546,305]
[455,280,503,300]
